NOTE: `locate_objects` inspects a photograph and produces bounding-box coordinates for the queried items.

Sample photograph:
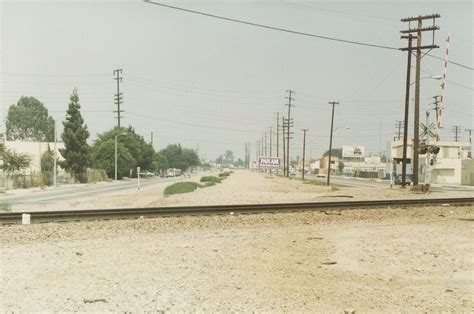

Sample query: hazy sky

[1,0,472,160]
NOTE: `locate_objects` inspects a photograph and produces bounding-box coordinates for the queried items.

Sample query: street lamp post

[114,133,127,181]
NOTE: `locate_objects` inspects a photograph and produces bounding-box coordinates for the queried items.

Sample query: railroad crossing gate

[258,156,281,169]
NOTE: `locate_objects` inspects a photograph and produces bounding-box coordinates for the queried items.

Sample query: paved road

[0,177,180,206]
[305,174,474,192]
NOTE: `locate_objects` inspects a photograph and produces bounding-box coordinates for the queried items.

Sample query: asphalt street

[0,177,179,206]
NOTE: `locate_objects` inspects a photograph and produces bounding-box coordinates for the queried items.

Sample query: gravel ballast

[1,205,473,312]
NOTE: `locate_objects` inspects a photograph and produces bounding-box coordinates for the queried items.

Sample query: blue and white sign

[258,157,281,169]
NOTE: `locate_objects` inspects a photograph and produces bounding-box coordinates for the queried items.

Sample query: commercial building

[391,140,473,185]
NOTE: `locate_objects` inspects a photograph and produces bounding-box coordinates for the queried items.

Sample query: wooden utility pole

[275,113,280,174]
[401,14,440,186]
[113,69,124,128]
[285,90,295,177]
[400,34,414,188]
[301,129,308,180]
[394,120,404,140]
[327,101,339,186]
[452,126,462,142]
[282,115,286,176]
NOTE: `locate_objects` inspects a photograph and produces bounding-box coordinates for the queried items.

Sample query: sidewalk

[0,180,119,197]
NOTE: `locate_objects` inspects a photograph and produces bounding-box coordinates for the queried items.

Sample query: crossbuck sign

[258,157,281,169]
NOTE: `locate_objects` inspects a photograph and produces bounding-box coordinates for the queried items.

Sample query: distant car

[394,175,412,185]
[316,173,326,178]
[289,171,297,176]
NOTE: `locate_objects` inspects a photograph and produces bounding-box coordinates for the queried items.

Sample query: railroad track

[1,197,473,225]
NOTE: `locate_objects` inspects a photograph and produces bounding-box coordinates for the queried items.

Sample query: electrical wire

[426,54,473,71]
[143,0,399,51]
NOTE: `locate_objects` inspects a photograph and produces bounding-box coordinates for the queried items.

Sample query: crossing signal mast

[436,34,450,141]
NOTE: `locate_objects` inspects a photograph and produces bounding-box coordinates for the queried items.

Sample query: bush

[218,172,231,178]
[41,171,53,186]
[200,176,222,184]
[87,169,108,183]
[303,180,326,186]
[164,182,203,196]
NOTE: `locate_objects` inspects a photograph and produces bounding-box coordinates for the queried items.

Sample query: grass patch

[0,203,11,212]
[218,172,231,178]
[303,180,326,186]
[200,176,222,184]
[164,182,203,196]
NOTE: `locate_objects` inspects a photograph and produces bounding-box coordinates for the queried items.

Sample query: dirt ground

[7,170,472,212]
[1,205,473,312]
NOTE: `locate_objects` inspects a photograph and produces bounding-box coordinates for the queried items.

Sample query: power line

[143,0,398,51]
[426,53,473,71]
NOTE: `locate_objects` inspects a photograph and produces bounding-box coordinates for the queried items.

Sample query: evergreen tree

[59,88,89,182]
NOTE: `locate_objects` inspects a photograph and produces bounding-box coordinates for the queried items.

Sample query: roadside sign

[258,156,281,169]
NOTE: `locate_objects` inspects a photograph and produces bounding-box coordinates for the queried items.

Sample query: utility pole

[53,120,57,187]
[275,113,280,174]
[301,129,308,180]
[150,131,153,146]
[379,120,382,157]
[327,101,339,186]
[394,120,404,140]
[264,131,267,156]
[113,69,124,128]
[452,126,461,142]
[285,90,295,177]
[466,128,473,158]
[401,14,440,186]
[282,115,286,176]
[269,126,273,175]
[400,34,414,188]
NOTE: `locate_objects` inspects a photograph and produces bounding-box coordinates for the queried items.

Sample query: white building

[3,140,65,174]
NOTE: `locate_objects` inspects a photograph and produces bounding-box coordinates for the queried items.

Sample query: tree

[40,146,55,186]
[215,150,235,165]
[1,148,31,189]
[338,160,345,174]
[224,150,234,163]
[90,126,155,178]
[235,158,244,168]
[59,88,90,183]
[159,144,200,171]
[6,96,55,142]
[152,152,169,174]
[89,139,134,179]
[322,148,342,159]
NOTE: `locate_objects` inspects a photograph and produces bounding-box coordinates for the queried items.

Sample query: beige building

[4,140,65,174]
[391,140,473,185]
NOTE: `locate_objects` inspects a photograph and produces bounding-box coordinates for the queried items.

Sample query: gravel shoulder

[150,170,474,207]
[1,205,473,312]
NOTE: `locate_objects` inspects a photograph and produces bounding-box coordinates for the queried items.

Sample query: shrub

[303,180,326,186]
[218,172,231,178]
[200,176,222,184]
[87,169,108,183]
[164,182,203,196]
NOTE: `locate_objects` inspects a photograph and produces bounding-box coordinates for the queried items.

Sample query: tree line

[2,89,200,184]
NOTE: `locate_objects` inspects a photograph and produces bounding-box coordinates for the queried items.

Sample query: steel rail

[1,197,473,225]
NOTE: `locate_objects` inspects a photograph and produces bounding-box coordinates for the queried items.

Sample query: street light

[115,132,127,181]
[410,75,443,86]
